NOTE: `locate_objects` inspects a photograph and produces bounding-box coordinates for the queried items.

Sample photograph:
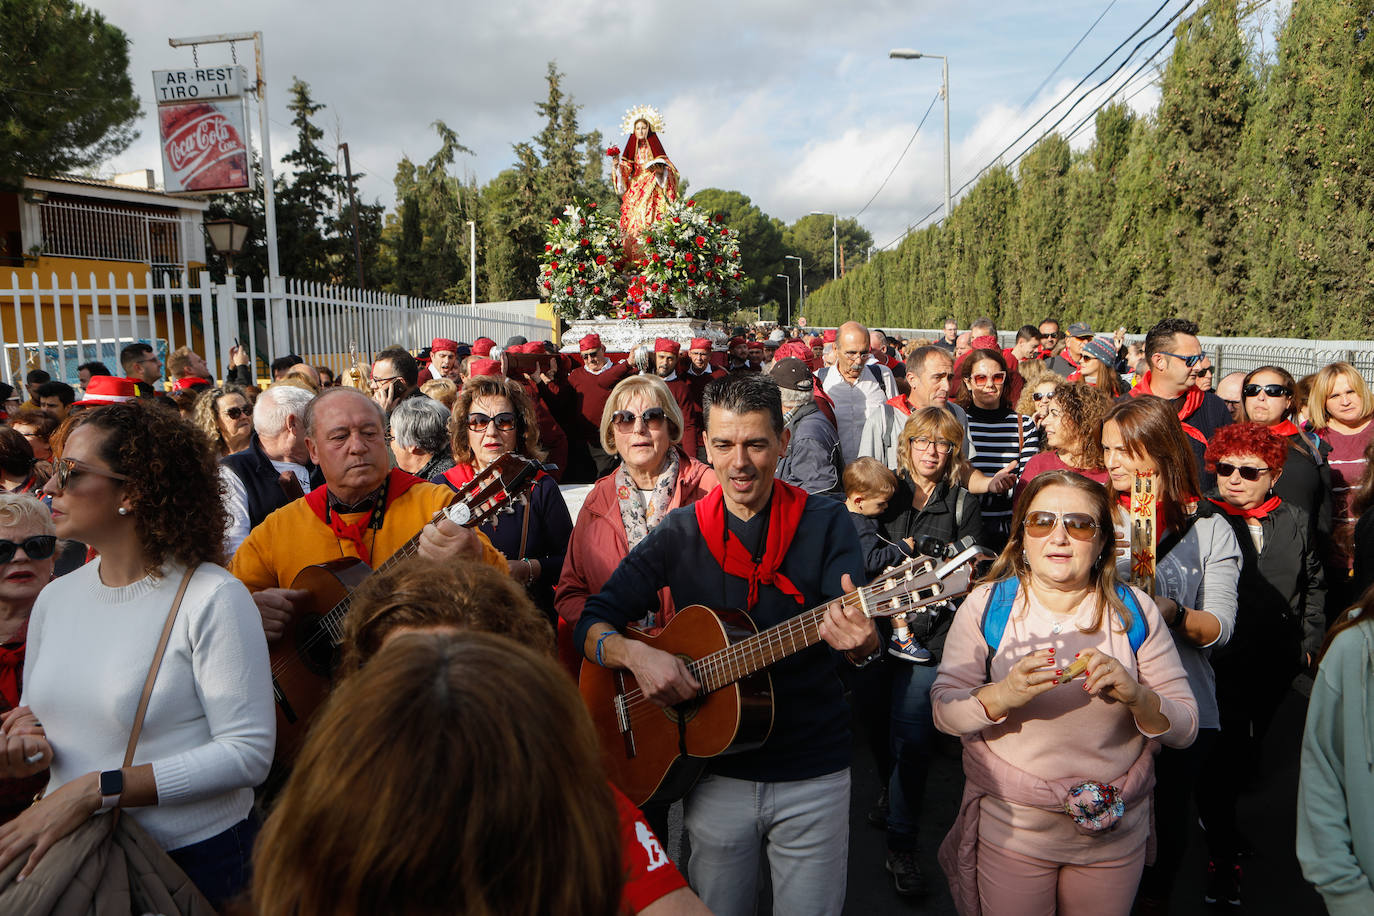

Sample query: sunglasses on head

[1215,462,1270,481]
[972,372,1006,386]
[1023,510,1099,541]
[466,412,517,432]
[51,456,130,491]
[0,535,57,564]
[611,407,669,432]
[1243,383,1290,399]
[1160,350,1207,368]
[221,406,248,420]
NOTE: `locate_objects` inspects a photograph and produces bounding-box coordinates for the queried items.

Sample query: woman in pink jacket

[556,375,714,673]
[931,471,1198,915]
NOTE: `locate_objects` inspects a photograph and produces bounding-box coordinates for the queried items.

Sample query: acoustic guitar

[580,545,986,807]
[268,453,544,762]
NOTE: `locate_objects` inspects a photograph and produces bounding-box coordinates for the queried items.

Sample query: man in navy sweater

[576,373,876,916]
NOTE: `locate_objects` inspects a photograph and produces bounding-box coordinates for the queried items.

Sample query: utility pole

[339,142,365,289]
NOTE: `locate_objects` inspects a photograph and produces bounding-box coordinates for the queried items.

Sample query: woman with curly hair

[193,385,253,457]
[1014,361,1063,426]
[440,374,572,623]
[1015,381,1113,503]
[0,401,273,907]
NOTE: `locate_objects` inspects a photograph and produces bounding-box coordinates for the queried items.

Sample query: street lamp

[204,219,250,275]
[784,255,803,326]
[775,274,791,324]
[889,49,951,223]
[809,211,839,280]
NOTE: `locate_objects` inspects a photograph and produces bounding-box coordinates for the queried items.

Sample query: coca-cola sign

[157,99,252,194]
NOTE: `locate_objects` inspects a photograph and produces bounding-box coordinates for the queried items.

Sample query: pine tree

[275,78,344,283]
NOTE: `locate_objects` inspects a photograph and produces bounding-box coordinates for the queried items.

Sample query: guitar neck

[320,531,427,647]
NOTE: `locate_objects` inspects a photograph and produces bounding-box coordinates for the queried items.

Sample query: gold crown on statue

[620,104,665,136]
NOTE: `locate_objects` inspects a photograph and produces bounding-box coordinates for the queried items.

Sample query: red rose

[687,280,696,287]
[688,266,697,274]
[694,236,706,247]
[577,264,585,272]
[581,238,590,246]
[672,217,681,224]
[579,277,587,285]
[706,270,714,278]
[593,286,601,294]
[714,255,723,264]
[550,261,559,270]
[595,254,607,265]
[543,281,551,290]
[664,260,674,268]
[652,253,661,262]
[554,246,563,254]
[684,253,694,262]
[687,199,696,208]
[552,217,560,225]
[589,202,597,208]
[544,244,552,251]
[606,146,620,157]
[715,213,724,222]
[733,271,741,278]
[565,285,573,294]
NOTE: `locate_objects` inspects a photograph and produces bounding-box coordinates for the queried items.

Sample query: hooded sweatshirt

[1297,619,1374,916]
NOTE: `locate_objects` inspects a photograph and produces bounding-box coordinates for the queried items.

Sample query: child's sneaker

[888,631,933,663]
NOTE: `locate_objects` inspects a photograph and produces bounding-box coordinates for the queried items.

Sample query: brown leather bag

[0,565,216,915]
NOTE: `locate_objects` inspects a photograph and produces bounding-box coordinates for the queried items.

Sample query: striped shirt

[965,407,1041,551]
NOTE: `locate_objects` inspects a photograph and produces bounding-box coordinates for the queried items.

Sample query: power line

[851,90,940,221]
[1017,0,1123,110]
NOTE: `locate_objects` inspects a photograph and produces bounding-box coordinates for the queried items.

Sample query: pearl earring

[118,507,130,516]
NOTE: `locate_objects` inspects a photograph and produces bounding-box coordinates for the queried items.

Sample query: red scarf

[1208,495,1282,519]
[1269,420,1301,438]
[1131,372,1207,444]
[305,468,422,565]
[0,620,28,711]
[694,480,808,610]
[442,463,477,488]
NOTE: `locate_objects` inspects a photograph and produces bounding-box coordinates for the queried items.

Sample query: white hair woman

[388,396,455,481]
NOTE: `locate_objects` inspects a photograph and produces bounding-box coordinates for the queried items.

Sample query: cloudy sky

[89,0,1284,252]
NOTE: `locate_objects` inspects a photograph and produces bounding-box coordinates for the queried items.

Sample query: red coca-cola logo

[159,103,248,191]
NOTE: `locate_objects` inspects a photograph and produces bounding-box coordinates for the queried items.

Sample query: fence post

[400,295,411,348]
[1214,343,1224,377]
[268,275,290,359]
[216,274,240,384]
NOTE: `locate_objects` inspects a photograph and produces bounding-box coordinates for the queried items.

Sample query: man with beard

[653,338,701,456]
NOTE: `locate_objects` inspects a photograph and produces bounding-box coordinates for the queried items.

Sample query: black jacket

[220,434,324,534]
[1273,430,1334,538]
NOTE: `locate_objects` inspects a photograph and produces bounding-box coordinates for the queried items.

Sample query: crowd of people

[0,315,1370,916]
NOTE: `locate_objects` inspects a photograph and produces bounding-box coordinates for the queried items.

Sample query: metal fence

[0,270,552,388]
[37,200,191,271]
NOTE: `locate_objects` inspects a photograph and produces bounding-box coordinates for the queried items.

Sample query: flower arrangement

[536,200,627,320]
[627,199,743,322]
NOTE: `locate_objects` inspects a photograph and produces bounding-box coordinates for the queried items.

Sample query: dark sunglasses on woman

[221,406,248,420]
[1215,462,1270,482]
[0,535,58,563]
[1242,383,1290,399]
[466,412,518,432]
[610,407,668,432]
[1023,511,1099,541]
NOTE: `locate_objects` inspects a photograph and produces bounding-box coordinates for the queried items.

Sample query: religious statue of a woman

[612,105,678,260]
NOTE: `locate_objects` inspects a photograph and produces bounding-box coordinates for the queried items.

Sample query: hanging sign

[152,66,254,195]
[152,66,246,102]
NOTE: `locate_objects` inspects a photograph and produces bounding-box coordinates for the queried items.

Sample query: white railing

[37,200,192,269]
[0,270,552,388]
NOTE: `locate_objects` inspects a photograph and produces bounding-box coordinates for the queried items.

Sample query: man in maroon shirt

[566,333,634,482]
[652,338,702,457]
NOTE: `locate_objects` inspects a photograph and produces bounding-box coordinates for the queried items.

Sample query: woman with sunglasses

[1194,423,1325,906]
[0,494,57,825]
[1305,362,1374,612]
[1075,337,1128,400]
[439,374,571,625]
[1015,381,1113,503]
[932,471,1196,915]
[0,401,273,905]
[1240,365,1333,542]
[557,375,713,644]
[1013,361,1063,426]
[1101,395,1241,911]
[192,385,254,457]
[958,349,1038,552]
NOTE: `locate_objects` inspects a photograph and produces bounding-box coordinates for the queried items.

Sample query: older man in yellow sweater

[232,387,506,641]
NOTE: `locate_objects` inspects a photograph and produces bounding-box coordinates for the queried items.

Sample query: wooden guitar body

[269,558,371,761]
[579,604,774,807]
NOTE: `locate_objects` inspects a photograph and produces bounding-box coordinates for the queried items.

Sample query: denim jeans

[887,660,940,852]
[684,770,851,916]
[167,815,259,910]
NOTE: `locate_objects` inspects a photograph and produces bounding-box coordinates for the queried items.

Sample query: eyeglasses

[369,375,403,389]
[1215,462,1271,481]
[51,457,129,491]
[908,435,954,454]
[972,372,1006,386]
[220,406,248,420]
[611,407,668,432]
[1023,511,1099,541]
[1195,367,1214,377]
[0,535,58,564]
[466,412,517,432]
[1243,383,1290,399]
[1159,350,1207,368]
[1031,391,1054,402]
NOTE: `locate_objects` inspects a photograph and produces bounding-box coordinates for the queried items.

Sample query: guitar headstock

[442,453,545,528]
[858,544,990,619]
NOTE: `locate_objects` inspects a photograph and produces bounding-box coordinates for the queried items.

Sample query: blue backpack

[980,578,1147,678]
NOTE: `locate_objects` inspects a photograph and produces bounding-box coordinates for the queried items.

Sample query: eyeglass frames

[1023,511,1099,541]
[1242,383,1290,399]
[0,536,58,563]
[466,412,518,432]
[220,406,248,420]
[610,407,669,433]
[1215,462,1271,481]
[908,435,954,455]
[971,372,1007,386]
[51,457,130,491]
[1159,350,1207,368]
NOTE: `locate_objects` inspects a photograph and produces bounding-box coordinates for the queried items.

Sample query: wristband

[594,630,617,667]
[1168,603,1188,631]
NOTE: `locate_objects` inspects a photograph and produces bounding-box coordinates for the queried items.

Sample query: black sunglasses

[611,407,668,432]
[221,406,248,420]
[466,412,517,432]
[1243,383,1290,399]
[1159,350,1207,368]
[0,536,58,564]
[1215,462,1270,481]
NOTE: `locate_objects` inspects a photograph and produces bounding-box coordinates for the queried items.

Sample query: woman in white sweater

[0,401,274,907]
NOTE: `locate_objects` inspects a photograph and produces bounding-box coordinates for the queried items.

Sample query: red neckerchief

[304,468,422,565]
[1208,495,1282,520]
[0,619,29,711]
[1269,420,1301,438]
[1059,352,1081,370]
[1131,372,1208,444]
[694,480,808,610]
[441,460,545,493]
[888,393,912,416]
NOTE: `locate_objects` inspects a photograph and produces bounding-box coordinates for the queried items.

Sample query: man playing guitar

[575,373,877,916]
[232,388,506,640]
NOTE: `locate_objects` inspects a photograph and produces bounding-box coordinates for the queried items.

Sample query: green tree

[689,189,786,310]
[275,78,344,283]
[0,0,141,189]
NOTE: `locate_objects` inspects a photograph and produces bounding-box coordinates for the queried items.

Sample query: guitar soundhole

[663,697,701,726]
[293,614,336,678]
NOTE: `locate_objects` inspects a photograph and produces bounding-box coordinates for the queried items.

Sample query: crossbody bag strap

[123,564,198,769]
[517,493,532,560]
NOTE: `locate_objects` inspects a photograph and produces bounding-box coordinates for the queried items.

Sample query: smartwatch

[98,769,124,810]
[1168,603,1188,631]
